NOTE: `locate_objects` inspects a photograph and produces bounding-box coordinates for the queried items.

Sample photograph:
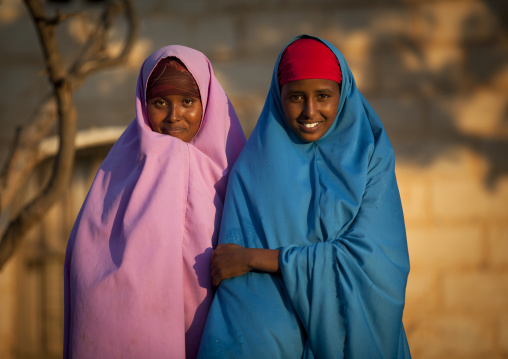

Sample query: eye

[289,94,304,102]
[151,99,167,108]
[317,93,331,101]
[182,98,195,107]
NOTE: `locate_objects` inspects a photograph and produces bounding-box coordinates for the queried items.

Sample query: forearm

[211,244,280,286]
[247,248,280,273]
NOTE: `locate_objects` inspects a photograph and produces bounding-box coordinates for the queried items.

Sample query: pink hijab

[63,45,246,359]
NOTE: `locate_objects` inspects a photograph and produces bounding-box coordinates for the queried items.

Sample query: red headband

[278,38,342,87]
[146,57,200,100]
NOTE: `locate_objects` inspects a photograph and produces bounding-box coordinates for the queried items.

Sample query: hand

[211,243,252,286]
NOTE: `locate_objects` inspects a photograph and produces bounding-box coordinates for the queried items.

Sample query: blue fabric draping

[198,35,411,359]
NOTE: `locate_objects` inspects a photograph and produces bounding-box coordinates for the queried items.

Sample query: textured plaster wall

[0,0,507,358]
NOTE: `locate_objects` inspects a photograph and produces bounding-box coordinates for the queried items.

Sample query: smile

[303,123,319,128]
[297,121,322,133]
[161,127,186,135]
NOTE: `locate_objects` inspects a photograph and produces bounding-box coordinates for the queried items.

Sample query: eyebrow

[286,88,335,95]
[314,88,335,93]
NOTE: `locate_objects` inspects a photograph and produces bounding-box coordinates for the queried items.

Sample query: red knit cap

[146,57,200,100]
[278,38,342,87]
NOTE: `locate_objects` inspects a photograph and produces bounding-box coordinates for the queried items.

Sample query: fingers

[210,243,249,286]
[211,259,222,286]
[211,266,222,287]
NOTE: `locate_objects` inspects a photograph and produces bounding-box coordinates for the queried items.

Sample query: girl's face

[281,79,340,142]
[147,94,202,142]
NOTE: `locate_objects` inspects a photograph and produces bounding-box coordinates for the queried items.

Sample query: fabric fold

[199,35,410,359]
[64,45,245,359]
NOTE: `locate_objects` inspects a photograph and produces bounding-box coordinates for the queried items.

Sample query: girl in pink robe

[63,45,246,359]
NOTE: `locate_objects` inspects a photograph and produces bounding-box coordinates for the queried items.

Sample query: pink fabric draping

[63,45,246,359]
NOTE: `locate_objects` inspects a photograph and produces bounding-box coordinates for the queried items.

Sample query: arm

[211,243,280,286]
[278,131,410,359]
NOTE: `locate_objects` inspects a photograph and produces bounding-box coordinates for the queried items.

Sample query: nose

[165,102,181,123]
[302,98,317,119]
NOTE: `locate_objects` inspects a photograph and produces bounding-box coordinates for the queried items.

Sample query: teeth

[303,123,319,128]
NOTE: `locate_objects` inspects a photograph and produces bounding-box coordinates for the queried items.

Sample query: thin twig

[0,0,137,270]
[0,0,77,269]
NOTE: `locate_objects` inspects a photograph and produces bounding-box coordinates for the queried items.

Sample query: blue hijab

[198,35,411,359]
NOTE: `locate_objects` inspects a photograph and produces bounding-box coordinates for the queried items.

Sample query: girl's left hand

[211,244,281,286]
[211,243,252,286]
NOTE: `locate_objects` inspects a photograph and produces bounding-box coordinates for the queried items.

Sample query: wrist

[247,248,280,274]
[246,248,257,271]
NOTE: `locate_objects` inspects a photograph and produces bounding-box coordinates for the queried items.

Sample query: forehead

[282,78,340,93]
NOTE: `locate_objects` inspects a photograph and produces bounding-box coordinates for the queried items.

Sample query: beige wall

[1,0,507,358]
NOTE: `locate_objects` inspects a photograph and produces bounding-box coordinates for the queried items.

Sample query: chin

[298,133,322,143]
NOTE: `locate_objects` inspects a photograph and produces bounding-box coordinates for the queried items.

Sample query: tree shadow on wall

[366,3,508,190]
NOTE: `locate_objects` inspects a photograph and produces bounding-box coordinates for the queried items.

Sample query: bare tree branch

[0,0,137,212]
[44,8,82,26]
[0,0,136,211]
[0,0,137,270]
[0,0,77,269]
[71,0,138,87]
[0,96,56,210]
[0,126,23,189]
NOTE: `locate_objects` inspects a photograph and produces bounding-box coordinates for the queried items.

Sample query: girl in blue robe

[198,35,411,359]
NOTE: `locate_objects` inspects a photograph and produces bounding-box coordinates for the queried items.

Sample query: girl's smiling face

[280,78,340,142]
[146,94,202,142]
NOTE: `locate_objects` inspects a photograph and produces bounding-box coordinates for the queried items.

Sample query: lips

[160,126,186,136]
[297,121,322,133]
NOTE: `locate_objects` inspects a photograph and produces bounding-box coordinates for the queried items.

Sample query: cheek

[188,105,203,128]
[146,108,154,127]
[281,102,298,123]
[192,108,202,123]
[327,106,339,120]
[325,99,340,119]
[146,108,159,128]
[281,98,291,118]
